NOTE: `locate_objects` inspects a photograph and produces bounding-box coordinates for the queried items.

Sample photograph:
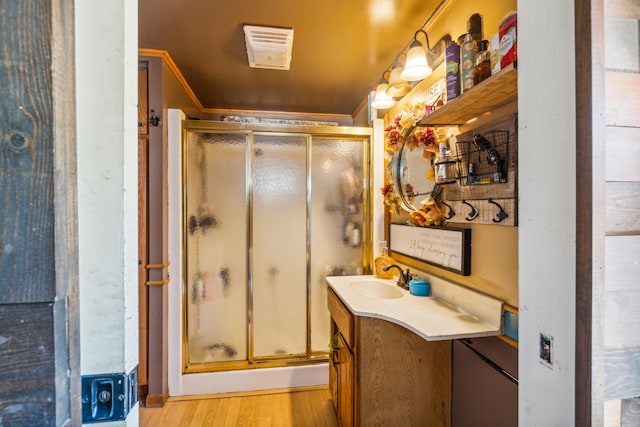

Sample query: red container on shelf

[499,11,517,69]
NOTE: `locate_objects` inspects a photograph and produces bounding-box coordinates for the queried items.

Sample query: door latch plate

[81,366,138,423]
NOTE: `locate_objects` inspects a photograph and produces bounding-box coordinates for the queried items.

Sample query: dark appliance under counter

[452,336,518,427]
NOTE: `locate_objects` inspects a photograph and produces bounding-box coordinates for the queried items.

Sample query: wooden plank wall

[0,1,78,426]
[603,0,640,418]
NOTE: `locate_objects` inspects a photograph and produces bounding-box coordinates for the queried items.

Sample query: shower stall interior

[182,122,371,373]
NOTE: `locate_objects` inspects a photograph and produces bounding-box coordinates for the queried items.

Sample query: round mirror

[395,126,437,212]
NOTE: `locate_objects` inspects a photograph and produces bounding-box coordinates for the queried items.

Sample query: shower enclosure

[182,122,371,373]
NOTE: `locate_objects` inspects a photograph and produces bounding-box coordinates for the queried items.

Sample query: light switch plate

[539,332,553,368]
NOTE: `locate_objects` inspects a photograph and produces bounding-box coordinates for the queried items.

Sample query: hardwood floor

[139,387,339,426]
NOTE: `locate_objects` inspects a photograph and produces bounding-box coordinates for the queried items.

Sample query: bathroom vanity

[326,275,503,426]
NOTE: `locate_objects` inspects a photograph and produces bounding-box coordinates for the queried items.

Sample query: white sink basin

[348,279,403,299]
[326,275,504,341]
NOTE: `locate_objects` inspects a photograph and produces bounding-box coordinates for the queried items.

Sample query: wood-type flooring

[140,387,339,427]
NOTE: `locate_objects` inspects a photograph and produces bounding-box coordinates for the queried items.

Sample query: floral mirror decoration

[408,184,446,227]
[381,182,401,216]
[381,102,446,227]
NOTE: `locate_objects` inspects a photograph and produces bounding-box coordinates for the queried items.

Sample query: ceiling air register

[243,25,294,70]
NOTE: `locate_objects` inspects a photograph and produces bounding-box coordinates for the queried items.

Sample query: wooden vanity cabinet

[328,288,451,427]
[329,287,355,426]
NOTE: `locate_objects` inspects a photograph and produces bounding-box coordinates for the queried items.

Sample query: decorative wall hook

[441,201,456,220]
[463,200,479,221]
[149,109,161,127]
[488,198,509,223]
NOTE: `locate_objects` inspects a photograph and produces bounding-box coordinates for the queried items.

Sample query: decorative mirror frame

[394,125,438,212]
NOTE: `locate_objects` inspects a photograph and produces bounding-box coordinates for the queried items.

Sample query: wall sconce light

[371,23,451,108]
[371,71,395,110]
[386,54,412,98]
[401,30,433,82]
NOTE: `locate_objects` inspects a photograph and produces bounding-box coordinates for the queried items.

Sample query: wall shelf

[419,64,518,126]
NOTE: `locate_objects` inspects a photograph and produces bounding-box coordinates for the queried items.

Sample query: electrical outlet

[539,332,553,368]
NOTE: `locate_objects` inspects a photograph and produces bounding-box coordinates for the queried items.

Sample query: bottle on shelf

[436,142,449,183]
[474,40,491,85]
[445,40,461,103]
[468,13,484,42]
[467,162,476,185]
[490,33,501,75]
[460,33,477,92]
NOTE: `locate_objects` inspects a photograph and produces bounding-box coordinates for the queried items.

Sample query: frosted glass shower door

[184,131,248,365]
[309,137,365,353]
[182,124,370,372]
[252,134,308,358]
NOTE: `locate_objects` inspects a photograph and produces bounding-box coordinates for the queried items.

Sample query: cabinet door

[329,329,338,411]
[452,339,517,427]
[337,333,354,427]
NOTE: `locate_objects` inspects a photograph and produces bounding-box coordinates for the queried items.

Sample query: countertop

[326,275,503,341]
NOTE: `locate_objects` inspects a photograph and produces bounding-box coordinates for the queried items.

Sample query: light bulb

[371,83,395,109]
[401,45,432,81]
[386,67,412,97]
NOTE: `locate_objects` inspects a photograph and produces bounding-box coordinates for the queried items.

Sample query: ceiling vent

[243,25,294,70]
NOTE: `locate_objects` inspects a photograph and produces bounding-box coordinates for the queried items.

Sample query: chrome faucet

[382,264,415,290]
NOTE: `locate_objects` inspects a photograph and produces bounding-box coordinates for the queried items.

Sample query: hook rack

[488,198,509,223]
[438,114,517,227]
[462,200,479,221]
[438,198,515,226]
[441,201,456,220]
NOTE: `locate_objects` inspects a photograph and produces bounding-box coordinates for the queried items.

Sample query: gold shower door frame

[181,121,372,373]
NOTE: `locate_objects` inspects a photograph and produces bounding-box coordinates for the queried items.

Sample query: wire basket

[456,130,509,186]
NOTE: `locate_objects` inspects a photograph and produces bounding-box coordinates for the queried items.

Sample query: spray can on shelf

[445,41,461,102]
[499,11,518,69]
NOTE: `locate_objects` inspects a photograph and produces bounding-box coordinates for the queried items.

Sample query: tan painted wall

[161,61,202,119]
[385,0,519,307]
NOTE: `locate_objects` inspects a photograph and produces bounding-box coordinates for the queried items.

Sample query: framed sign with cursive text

[389,224,471,275]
